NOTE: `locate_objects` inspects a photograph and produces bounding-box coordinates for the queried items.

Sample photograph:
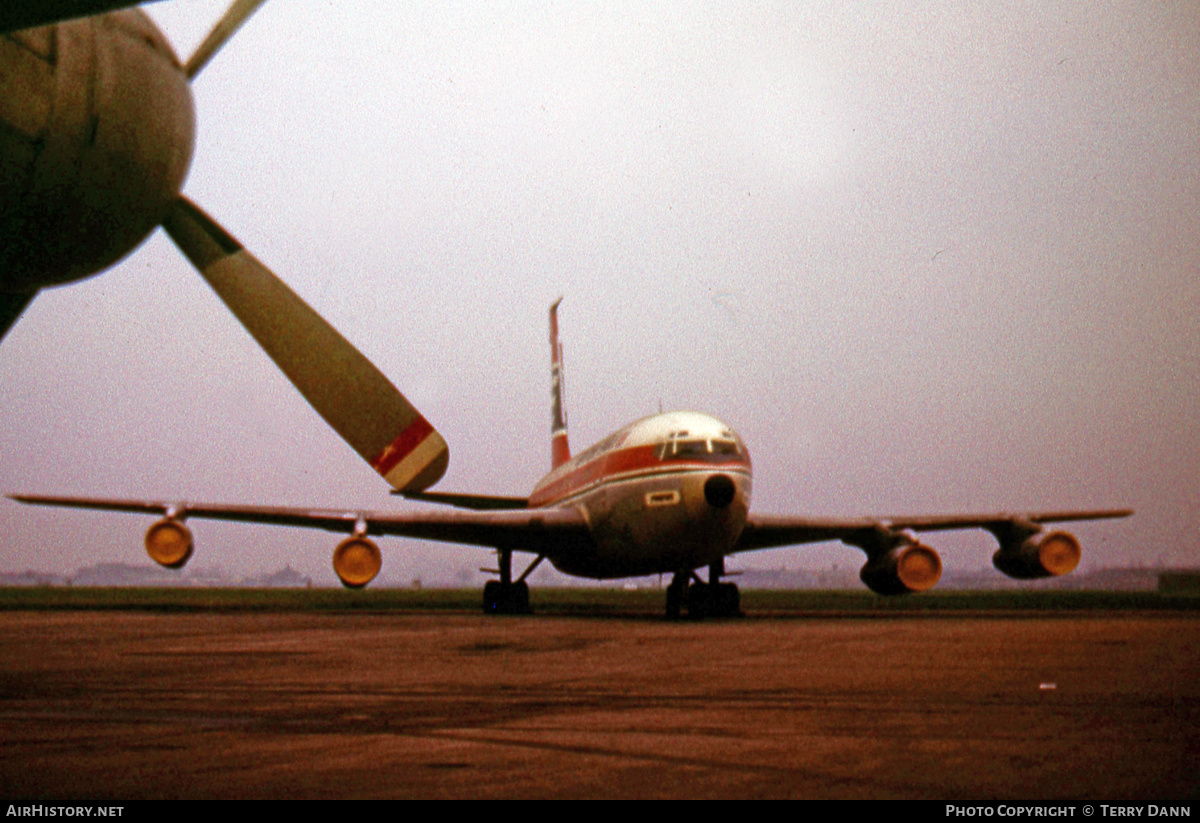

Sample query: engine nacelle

[332,536,382,589]
[860,542,942,595]
[145,519,193,569]
[993,529,1080,579]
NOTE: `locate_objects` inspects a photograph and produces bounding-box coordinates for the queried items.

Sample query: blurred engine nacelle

[859,539,942,595]
[992,527,1081,579]
[332,536,382,589]
[145,518,193,569]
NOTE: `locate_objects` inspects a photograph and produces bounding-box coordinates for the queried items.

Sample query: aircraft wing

[398,491,531,510]
[8,494,592,554]
[734,508,1132,593]
[735,509,1133,552]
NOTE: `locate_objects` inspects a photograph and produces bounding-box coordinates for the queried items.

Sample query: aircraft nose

[704,474,737,509]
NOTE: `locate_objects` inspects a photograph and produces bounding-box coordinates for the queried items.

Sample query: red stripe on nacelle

[369,416,435,475]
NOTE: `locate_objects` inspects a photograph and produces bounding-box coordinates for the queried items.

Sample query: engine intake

[860,542,943,595]
[145,519,193,569]
[992,527,1080,579]
[847,525,942,595]
[333,536,382,588]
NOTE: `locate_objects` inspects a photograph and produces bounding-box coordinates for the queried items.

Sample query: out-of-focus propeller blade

[161,197,449,492]
[184,0,269,80]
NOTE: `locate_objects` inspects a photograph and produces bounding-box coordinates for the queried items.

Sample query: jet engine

[991,524,1080,579]
[859,541,943,595]
[332,536,382,589]
[845,525,943,595]
[145,518,193,569]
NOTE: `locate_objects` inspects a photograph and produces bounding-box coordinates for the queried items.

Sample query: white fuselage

[528,412,752,578]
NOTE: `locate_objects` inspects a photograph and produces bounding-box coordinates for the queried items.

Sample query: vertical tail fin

[549,298,571,469]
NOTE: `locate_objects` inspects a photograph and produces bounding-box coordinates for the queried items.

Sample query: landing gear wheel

[711,582,742,618]
[686,582,711,619]
[482,581,531,615]
[665,575,687,620]
[507,581,530,613]
[483,581,501,613]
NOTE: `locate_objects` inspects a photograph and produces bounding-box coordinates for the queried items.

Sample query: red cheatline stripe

[529,444,751,507]
[369,416,435,475]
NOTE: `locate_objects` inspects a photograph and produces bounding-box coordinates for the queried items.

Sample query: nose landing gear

[665,559,742,619]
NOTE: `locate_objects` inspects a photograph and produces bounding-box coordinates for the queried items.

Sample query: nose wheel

[665,561,742,619]
[666,573,687,619]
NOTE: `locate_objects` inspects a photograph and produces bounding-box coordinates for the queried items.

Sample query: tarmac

[0,610,1196,799]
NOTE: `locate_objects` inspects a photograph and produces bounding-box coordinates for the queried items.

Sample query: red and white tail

[549,298,571,469]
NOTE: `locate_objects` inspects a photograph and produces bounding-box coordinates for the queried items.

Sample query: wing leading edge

[734,509,1134,552]
[7,494,590,554]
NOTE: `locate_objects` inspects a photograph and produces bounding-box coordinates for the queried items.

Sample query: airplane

[10,300,1133,618]
[1,1,450,493]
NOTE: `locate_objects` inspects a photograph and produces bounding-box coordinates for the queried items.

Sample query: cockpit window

[711,438,741,456]
[657,432,743,462]
[673,439,709,457]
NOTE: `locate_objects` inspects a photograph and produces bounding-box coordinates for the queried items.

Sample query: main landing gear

[665,558,742,620]
[483,579,530,614]
[482,550,543,615]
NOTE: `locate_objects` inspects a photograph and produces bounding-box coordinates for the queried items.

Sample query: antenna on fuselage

[549,298,571,469]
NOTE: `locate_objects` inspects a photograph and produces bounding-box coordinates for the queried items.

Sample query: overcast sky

[0,1,1196,586]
